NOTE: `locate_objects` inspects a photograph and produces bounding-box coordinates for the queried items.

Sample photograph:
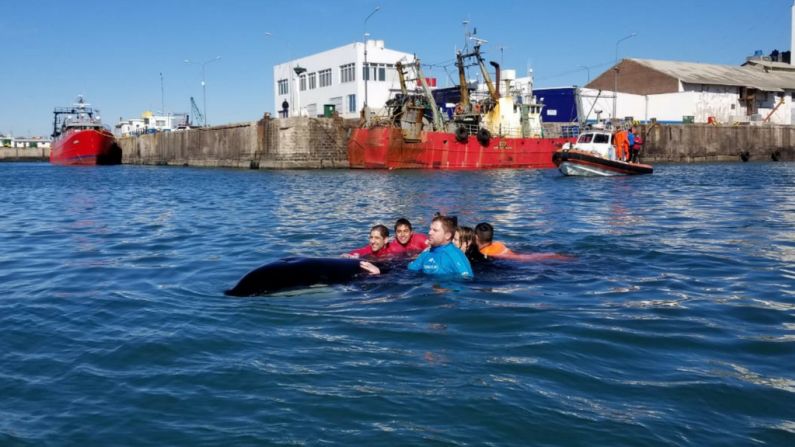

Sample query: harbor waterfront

[4,118,795,167]
[120,119,795,168]
[1,162,793,445]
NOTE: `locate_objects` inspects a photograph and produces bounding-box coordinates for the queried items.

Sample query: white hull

[558,161,622,176]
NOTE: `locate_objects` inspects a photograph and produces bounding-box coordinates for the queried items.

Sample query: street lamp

[293,65,307,117]
[579,65,590,84]
[363,5,381,112]
[613,33,636,121]
[184,56,221,127]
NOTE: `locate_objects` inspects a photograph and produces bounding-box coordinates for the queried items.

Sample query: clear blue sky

[2,0,791,137]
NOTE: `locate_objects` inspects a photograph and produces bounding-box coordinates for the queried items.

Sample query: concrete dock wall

[119,116,351,169]
[6,120,795,165]
[639,123,795,163]
[0,147,49,162]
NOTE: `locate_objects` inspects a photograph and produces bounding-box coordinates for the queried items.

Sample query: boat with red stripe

[552,129,653,176]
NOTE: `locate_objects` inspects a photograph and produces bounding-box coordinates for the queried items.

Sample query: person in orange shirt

[475,221,574,262]
[613,129,629,161]
[474,222,515,258]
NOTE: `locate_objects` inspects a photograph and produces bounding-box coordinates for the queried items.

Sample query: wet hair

[455,226,476,248]
[474,222,494,244]
[433,212,458,228]
[432,215,457,236]
[370,224,389,238]
[394,218,412,231]
[457,226,486,263]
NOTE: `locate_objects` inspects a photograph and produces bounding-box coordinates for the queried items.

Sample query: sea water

[0,162,793,446]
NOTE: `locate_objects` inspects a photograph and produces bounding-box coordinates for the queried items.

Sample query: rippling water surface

[1,162,794,446]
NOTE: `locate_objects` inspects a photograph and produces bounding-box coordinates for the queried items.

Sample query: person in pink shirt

[344,224,395,259]
[390,218,429,257]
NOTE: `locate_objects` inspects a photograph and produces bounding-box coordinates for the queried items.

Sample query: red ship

[50,96,121,165]
[348,42,573,169]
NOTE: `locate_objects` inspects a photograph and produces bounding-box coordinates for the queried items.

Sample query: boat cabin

[569,131,614,159]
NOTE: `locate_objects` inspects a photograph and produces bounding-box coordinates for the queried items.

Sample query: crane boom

[190,96,205,127]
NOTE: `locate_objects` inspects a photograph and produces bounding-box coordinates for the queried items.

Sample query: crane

[190,96,205,127]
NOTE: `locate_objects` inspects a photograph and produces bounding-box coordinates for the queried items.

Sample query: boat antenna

[462,19,470,52]
[160,72,165,115]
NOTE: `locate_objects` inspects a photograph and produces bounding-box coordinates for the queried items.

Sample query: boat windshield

[593,133,610,144]
[577,133,594,143]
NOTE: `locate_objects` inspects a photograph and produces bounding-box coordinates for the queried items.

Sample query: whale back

[225,257,362,296]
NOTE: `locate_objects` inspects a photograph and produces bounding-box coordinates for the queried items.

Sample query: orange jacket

[613,130,629,159]
[479,241,514,257]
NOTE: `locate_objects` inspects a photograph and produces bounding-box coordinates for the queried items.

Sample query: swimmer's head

[454,226,475,252]
[429,215,456,247]
[394,218,413,245]
[474,222,494,247]
[369,224,389,252]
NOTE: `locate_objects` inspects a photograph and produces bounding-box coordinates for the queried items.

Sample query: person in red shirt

[390,218,428,257]
[344,224,394,259]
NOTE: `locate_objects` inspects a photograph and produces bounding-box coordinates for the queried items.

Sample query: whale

[225,257,365,296]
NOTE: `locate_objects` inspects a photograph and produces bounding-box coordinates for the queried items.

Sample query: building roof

[742,58,795,72]
[628,58,795,92]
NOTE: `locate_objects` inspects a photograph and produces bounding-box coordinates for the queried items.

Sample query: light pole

[266,32,294,117]
[613,33,636,121]
[293,65,306,117]
[160,72,165,115]
[363,5,381,112]
[185,56,221,127]
[579,65,590,84]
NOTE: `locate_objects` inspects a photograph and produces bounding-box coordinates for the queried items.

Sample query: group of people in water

[342,215,565,278]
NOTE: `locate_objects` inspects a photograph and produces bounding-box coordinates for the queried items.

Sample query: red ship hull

[348,127,573,169]
[49,129,121,166]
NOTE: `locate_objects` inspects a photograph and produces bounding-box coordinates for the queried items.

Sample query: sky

[2,0,793,137]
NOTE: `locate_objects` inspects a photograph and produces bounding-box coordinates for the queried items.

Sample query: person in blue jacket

[408,215,473,278]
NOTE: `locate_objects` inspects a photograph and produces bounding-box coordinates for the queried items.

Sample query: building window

[319,68,332,87]
[278,79,288,95]
[363,63,391,81]
[308,72,316,89]
[300,74,306,91]
[348,94,356,113]
[340,63,355,83]
[330,96,343,112]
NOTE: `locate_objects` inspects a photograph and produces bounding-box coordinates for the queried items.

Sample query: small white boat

[552,130,653,176]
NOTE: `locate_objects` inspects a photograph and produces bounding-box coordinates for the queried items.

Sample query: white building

[1,135,51,149]
[584,58,795,125]
[273,40,415,119]
[577,1,795,125]
[115,111,189,136]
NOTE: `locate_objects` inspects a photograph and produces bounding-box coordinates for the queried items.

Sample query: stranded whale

[224,257,365,296]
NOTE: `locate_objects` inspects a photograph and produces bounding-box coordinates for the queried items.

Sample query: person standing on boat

[613,128,629,161]
[629,128,642,163]
[408,215,473,278]
[627,127,636,161]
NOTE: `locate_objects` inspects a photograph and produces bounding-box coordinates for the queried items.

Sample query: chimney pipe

[490,61,501,98]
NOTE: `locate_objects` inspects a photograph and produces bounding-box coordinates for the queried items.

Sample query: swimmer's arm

[359,261,380,275]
